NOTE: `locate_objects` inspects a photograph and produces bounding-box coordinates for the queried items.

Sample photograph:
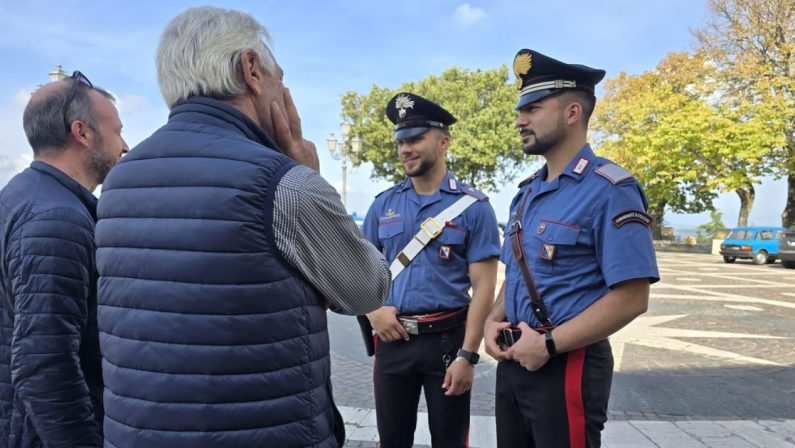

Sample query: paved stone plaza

[329,252,795,447]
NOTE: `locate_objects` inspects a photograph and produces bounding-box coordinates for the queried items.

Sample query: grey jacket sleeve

[273,165,390,315]
[8,209,102,447]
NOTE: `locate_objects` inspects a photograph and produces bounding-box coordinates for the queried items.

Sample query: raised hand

[270,88,319,171]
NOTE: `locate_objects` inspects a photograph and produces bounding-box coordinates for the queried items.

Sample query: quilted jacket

[0,161,104,448]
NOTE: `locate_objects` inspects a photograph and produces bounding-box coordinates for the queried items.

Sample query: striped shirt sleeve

[273,165,391,315]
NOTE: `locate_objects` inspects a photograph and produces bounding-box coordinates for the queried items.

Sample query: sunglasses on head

[63,70,93,132]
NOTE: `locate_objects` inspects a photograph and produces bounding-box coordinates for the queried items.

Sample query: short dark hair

[23,83,115,156]
[559,90,596,127]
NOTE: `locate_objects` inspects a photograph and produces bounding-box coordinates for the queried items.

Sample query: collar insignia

[573,157,590,175]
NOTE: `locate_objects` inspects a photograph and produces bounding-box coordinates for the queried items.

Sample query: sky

[0,0,787,229]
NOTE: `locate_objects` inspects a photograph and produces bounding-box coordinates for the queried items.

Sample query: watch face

[457,349,479,364]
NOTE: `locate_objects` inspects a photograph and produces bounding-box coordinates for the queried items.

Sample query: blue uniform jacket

[501,145,660,327]
[363,172,500,314]
[0,162,103,447]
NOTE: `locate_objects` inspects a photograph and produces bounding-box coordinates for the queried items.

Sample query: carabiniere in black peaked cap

[386,92,457,140]
[513,49,606,110]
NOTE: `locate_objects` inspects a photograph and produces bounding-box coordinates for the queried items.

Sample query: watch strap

[544,331,558,357]
[456,348,479,365]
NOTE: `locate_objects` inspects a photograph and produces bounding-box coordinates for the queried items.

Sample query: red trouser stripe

[565,348,587,448]
[372,335,378,398]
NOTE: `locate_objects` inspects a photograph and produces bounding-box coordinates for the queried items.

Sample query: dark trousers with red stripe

[495,339,613,448]
[374,324,469,448]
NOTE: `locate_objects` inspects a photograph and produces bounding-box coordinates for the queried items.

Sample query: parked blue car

[720,226,786,264]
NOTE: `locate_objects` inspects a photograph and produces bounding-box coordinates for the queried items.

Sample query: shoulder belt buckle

[421,217,444,239]
[508,220,522,235]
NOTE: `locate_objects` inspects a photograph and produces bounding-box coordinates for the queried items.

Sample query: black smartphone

[498,328,518,349]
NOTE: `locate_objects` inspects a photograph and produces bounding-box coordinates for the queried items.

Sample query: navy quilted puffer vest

[96,97,336,448]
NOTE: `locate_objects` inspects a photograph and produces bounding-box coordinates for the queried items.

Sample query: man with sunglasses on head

[0,71,128,447]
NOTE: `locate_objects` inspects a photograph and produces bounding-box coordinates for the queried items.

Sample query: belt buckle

[399,318,419,335]
[420,218,443,239]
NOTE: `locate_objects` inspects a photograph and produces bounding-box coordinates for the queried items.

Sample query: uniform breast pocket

[434,224,467,262]
[533,220,592,274]
[378,219,404,239]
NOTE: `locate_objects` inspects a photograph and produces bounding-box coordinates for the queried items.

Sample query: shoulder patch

[612,210,653,228]
[595,163,634,185]
[461,185,488,201]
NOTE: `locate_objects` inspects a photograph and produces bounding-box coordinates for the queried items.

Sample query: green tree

[696,0,794,226]
[593,51,776,230]
[593,54,716,237]
[340,66,524,192]
[696,209,727,242]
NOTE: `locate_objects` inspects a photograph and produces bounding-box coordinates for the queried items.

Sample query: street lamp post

[327,123,362,209]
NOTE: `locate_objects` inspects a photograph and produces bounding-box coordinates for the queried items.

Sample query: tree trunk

[649,199,667,239]
[735,184,755,227]
[783,174,795,228]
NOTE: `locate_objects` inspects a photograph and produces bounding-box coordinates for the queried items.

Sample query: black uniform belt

[398,307,468,335]
[498,325,555,348]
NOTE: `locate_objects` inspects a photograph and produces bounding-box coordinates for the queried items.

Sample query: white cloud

[0,90,34,187]
[0,153,32,185]
[115,94,152,117]
[13,89,32,107]
[453,4,487,27]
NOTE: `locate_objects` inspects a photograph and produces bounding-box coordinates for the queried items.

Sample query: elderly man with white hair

[95,6,390,448]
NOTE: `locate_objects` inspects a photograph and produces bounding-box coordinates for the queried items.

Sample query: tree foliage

[594,0,794,228]
[594,53,718,233]
[697,209,728,242]
[594,49,780,228]
[340,66,525,191]
[696,0,795,226]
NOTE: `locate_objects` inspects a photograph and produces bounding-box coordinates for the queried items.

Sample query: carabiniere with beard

[483,49,660,448]
[359,92,501,448]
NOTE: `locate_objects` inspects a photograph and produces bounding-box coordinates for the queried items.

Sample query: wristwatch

[544,331,558,357]
[456,348,480,365]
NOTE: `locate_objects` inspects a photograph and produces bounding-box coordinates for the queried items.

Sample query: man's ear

[565,100,583,126]
[438,132,451,151]
[240,50,263,96]
[68,120,93,149]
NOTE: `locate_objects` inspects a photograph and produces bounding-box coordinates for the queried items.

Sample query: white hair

[156,6,276,109]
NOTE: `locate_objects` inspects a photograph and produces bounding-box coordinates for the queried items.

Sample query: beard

[404,149,441,177]
[521,116,566,156]
[406,157,435,177]
[86,135,115,186]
